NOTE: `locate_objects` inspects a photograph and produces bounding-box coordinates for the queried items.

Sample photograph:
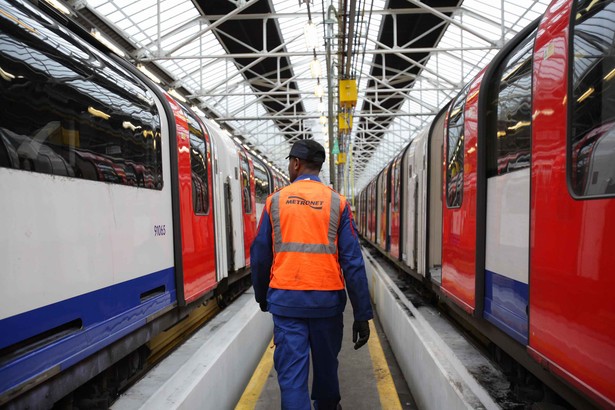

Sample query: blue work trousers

[272,314,344,410]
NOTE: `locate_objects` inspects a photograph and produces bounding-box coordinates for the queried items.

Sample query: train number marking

[154,224,166,236]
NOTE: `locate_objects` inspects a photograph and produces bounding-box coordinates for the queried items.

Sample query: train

[356,0,615,408]
[0,0,288,407]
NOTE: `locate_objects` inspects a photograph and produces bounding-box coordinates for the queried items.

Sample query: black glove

[259,301,268,312]
[352,320,370,350]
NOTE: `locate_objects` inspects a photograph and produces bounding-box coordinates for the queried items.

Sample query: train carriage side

[355,0,614,406]
[0,1,177,402]
[528,0,615,406]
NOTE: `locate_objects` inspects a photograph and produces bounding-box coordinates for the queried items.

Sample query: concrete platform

[114,247,511,409]
[363,249,509,410]
[112,290,273,410]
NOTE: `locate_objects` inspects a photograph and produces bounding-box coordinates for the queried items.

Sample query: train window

[491,32,535,177]
[446,84,470,208]
[0,2,162,188]
[253,160,269,203]
[184,110,210,215]
[240,154,252,213]
[569,0,615,197]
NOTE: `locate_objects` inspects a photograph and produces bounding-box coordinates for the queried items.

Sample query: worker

[251,139,373,410]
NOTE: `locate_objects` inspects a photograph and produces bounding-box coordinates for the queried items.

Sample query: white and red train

[0,0,287,407]
[356,0,614,408]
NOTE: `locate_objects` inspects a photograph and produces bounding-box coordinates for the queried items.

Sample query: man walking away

[251,139,373,410]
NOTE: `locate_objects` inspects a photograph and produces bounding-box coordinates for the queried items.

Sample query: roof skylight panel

[91,1,116,15]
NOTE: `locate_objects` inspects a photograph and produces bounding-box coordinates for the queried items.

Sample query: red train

[0,0,287,407]
[356,0,615,407]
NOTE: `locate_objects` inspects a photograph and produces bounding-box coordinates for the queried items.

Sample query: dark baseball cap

[286,139,326,164]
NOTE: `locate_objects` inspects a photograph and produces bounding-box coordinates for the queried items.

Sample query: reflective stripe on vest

[270,189,341,254]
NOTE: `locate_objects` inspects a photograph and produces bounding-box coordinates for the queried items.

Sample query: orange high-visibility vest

[266,179,346,290]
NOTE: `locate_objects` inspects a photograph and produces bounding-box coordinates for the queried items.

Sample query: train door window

[446,84,470,208]
[569,0,615,197]
[253,160,269,203]
[490,33,535,177]
[184,110,210,214]
[0,4,162,188]
[240,154,252,213]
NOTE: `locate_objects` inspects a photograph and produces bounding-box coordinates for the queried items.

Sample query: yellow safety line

[235,337,275,410]
[367,320,403,409]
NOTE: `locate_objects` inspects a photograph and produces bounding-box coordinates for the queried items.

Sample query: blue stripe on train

[484,270,529,345]
[0,267,176,395]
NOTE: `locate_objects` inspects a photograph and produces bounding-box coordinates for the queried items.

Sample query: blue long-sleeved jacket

[250,174,373,321]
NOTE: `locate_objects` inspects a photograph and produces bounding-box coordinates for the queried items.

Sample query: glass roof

[79,0,550,194]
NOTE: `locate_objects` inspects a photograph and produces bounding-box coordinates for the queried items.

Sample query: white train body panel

[485,168,530,285]
[0,93,174,323]
[402,127,429,275]
[427,113,445,276]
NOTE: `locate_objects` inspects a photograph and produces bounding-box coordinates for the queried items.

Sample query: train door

[357,190,365,236]
[441,80,478,313]
[385,165,392,252]
[238,150,257,267]
[368,181,376,242]
[404,141,418,270]
[172,101,217,303]
[375,170,387,249]
[482,29,536,344]
[203,118,240,280]
[389,155,402,260]
[413,132,428,276]
[529,0,615,406]
[426,108,447,284]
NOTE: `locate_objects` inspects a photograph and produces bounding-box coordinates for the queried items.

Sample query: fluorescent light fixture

[88,106,110,120]
[506,121,531,131]
[168,88,187,103]
[577,87,594,103]
[44,0,71,15]
[304,21,319,50]
[310,58,322,78]
[122,121,141,131]
[0,67,15,81]
[137,64,161,84]
[191,105,206,118]
[90,29,125,57]
[604,68,615,81]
